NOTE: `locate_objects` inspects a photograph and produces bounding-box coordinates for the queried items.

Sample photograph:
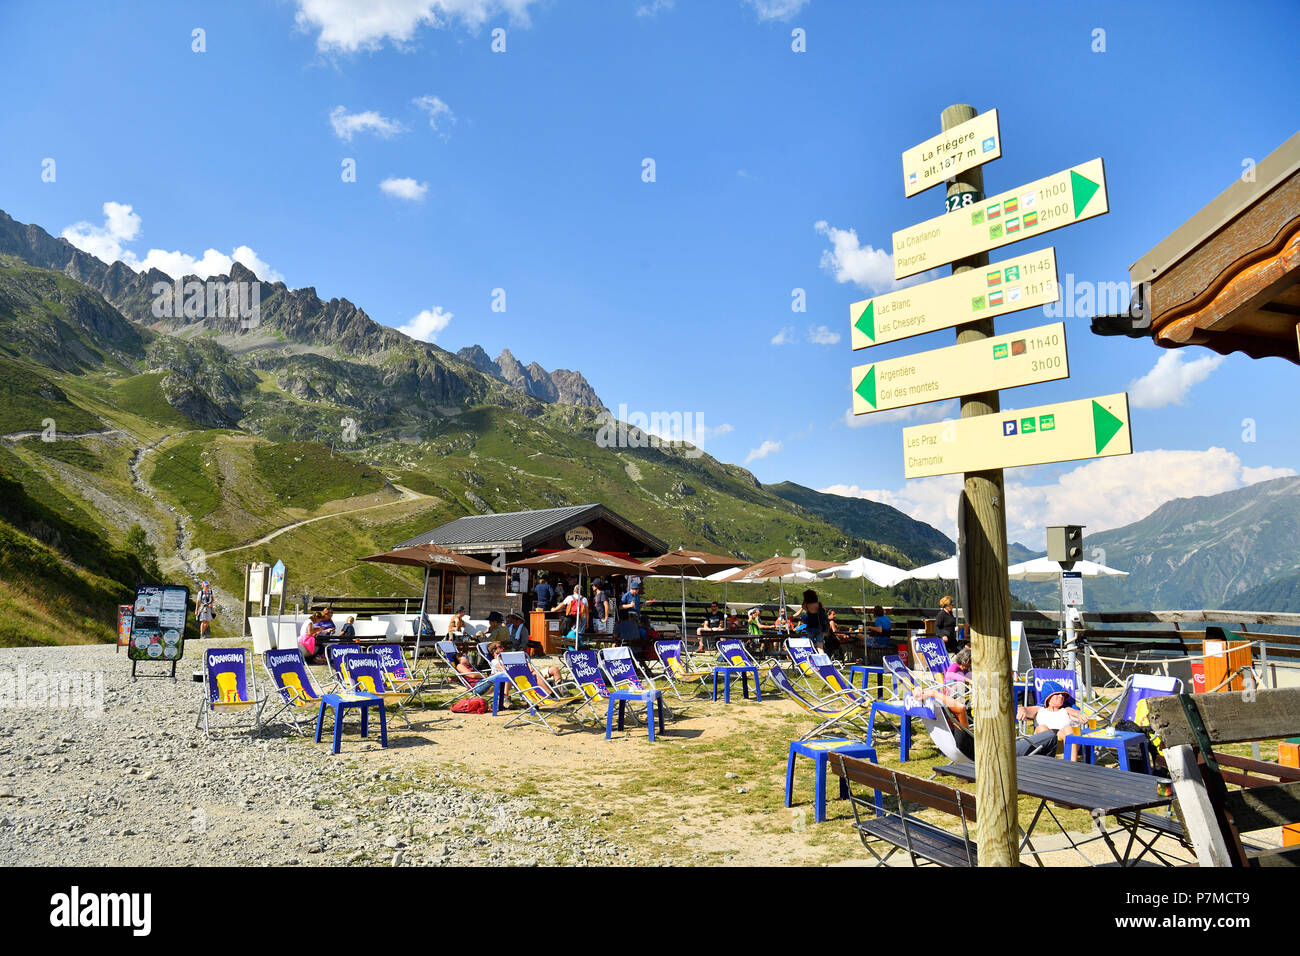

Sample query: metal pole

[413,566,430,667]
[945,103,1018,867]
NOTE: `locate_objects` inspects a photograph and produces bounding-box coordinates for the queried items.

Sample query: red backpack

[450,697,487,714]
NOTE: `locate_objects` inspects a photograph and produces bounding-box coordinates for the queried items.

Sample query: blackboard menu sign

[127,585,190,679]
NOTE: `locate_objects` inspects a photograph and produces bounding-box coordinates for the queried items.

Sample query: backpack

[450,697,487,714]
[298,633,316,657]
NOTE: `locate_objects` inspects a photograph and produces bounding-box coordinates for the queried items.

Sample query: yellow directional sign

[851,321,1069,415]
[902,108,1001,197]
[893,158,1108,280]
[901,392,1132,479]
[851,247,1058,349]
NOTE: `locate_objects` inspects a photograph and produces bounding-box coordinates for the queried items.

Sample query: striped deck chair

[500,651,586,735]
[768,663,875,742]
[599,646,673,723]
[373,643,430,706]
[784,637,821,693]
[326,642,364,692]
[196,647,263,739]
[262,648,322,735]
[342,652,413,728]
[653,640,713,700]
[563,649,612,725]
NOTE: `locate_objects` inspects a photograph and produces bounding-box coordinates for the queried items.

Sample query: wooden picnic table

[935,754,1175,867]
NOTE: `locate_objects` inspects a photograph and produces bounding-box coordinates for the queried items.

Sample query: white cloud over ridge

[380,177,430,201]
[330,105,406,141]
[295,0,540,53]
[822,448,1296,549]
[745,440,782,464]
[62,202,282,281]
[1129,350,1225,409]
[398,305,453,342]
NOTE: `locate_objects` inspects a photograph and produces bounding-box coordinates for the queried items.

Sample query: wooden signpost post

[847,104,1127,865]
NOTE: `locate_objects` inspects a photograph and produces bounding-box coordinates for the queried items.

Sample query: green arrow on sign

[1071,170,1101,218]
[1092,399,1124,454]
[854,300,875,342]
[855,365,877,409]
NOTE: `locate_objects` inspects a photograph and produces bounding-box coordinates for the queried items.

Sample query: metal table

[935,754,1174,866]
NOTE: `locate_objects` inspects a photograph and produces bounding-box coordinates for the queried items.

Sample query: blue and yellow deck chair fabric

[436,639,491,702]
[501,651,585,734]
[600,646,672,723]
[716,637,776,689]
[768,663,875,742]
[912,637,951,685]
[373,643,429,706]
[262,648,322,735]
[326,642,363,692]
[343,652,413,727]
[563,649,612,725]
[809,652,874,707]
[784,637,820,692]
[653,640,713,700]
[196,647,263,739]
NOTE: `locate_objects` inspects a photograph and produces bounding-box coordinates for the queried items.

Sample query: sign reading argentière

[851,321,1070,415]
[850,247,1058,349]
[893,158,1108,279]
[900,392,1132,478]
[902,108,1001,197]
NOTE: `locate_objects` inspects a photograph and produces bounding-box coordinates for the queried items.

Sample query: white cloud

[808,325,840,345]
[743,0,810,21]
[61,201,141,263]
[771,326,796,346]
[62,202,282,281]
[824,447,1298,549]
[745,440,783,464]
[380,177,430,201]
[329,105,406,141]
[814,220,939,294]
[295,0,540,53]
[693,421,734,445]
[842,400,959,430]
[1128,350,1225,409]
[398,306,453,342]
[413,95,455,133]
[636,0,674,16]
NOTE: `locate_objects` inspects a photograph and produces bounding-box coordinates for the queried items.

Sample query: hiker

[195,581,215,638]
[551,585,589,635]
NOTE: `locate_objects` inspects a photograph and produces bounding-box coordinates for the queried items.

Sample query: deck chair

[716,637,776,688]
[325,642,364,692]
[653,640,714,700]
[475,641,493,669]
[784,637,822,693]
[341,652,413,728]
[563,649,614,725]
[599,646,674,723]
[808,652,875,707]
[373,643,431,706]
[500,651,586,735]
[435,640,494,702]
[196,647,263,739]
[912,637,951,685]
[262,648,322,735]
[768,663,875,742]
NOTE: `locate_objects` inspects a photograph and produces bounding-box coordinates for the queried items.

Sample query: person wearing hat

[620,581,642,618]
[935,595,958,651]
[483,610,509,647]
[195,581,216,639]
[1018,681,1088,759]
[505,611,531,653]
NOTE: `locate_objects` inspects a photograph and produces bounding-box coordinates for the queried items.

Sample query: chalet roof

[394,503,667,556]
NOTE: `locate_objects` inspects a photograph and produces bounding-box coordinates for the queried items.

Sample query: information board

[128,584,190,678]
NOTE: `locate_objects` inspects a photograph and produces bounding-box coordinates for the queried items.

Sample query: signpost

[892,158,1108,279]
[851,321,1070,415]
[851,247,1059,349]
[270,559,286,648]
[900,393,1132,478]
[902,108,1001,197]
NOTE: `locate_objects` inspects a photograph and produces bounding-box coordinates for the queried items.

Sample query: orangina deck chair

[196,647,263,739]
[599,645,673,723]
[768,663,875,742]
[715,637,777,689]
[342,652,413,728]
[262,647,323,735]
[653,639,713,700]
[373,643,431,707]
[501,651,586,735]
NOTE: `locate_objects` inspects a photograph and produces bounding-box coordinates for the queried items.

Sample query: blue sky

[2,0,1298,548]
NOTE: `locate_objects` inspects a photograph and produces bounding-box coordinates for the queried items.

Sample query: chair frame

[196,647,264,740]
[261,648,322,736]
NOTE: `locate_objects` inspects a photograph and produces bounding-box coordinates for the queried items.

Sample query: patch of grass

[19,437,105,473]
[0,360,103,434]
[110,372,196,428]
[253,441,387,510]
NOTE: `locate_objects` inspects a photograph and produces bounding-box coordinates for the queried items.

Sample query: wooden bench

[1147,686,1300,867]
[830,753,978,867]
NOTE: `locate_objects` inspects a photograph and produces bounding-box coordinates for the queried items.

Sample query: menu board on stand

[127,584,191,680]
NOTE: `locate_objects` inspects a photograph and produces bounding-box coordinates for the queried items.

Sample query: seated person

[910,647,973,727]
[338,615,356,640]
[865,605,892,649]
[505,611,531,653]
[695,601,726,653]
[455,653,481,687]
[315,607,337,639]
[726,609,744,631]
[1018,681,1088,760]
[482,611,509,646]
[298,612,325,665]
[489,640,564,690]
[447,607,468,637]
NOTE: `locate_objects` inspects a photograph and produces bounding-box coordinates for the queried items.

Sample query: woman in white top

[1017,681,1088,759]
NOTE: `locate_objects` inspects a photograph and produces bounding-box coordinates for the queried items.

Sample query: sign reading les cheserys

[850,247,1059,349]
[901,392,1132,479]
[851,321,1070,415]
[901,108,1001,197]
[893,158,1108,279]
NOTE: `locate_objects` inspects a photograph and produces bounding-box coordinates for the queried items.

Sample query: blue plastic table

[606,689,667,741]
[712,665,761,702]
[1062,729,1151,774]
[315,692,387,754]
[867,699,914,762]
[483,673,510,716]
[785,739,879,823]
[849,665,897,699]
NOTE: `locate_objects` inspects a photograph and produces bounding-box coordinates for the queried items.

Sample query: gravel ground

[0,643,637,867]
